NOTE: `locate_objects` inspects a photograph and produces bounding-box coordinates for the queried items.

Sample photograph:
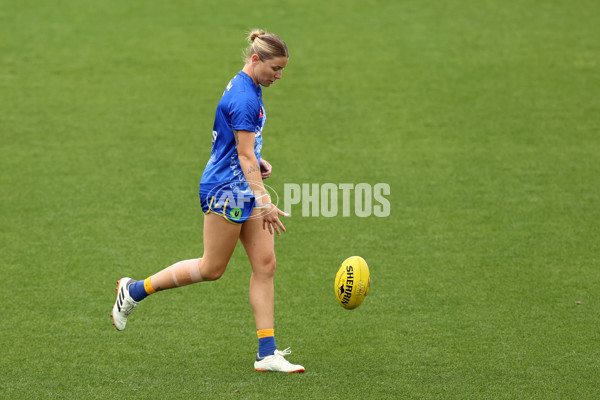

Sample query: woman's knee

[254,255,277,279]
[199,259,228,281]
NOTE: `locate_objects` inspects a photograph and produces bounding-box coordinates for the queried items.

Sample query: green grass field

[2,0,599,398]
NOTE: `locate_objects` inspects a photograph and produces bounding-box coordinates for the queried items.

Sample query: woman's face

[252,55,288,87]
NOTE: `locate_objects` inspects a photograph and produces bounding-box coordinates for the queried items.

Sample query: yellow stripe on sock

[257,329,274,339]
[144,277,157,294]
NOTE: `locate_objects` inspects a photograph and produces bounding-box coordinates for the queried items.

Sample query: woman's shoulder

[224,83,260,110]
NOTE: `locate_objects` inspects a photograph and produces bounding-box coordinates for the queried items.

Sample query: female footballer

[111,30,304,373]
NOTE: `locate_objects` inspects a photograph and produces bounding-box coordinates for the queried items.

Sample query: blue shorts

[199,188,256,224]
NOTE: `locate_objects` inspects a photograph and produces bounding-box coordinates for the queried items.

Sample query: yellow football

[335,256,370,309]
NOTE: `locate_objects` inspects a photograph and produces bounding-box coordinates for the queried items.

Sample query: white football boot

[111,277,138,331]
[254,348,305,373]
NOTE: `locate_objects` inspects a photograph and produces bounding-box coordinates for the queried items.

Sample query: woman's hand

[261,204,289,236]
[260,158,272,179]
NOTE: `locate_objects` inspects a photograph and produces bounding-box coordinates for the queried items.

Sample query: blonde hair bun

[248,29,267,43]
[243,29,289,61]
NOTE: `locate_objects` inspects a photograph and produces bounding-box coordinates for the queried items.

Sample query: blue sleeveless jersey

[200,71,265,197]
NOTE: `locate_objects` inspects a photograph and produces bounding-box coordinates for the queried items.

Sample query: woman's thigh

[201,213,242,278]
[239,210,276,275]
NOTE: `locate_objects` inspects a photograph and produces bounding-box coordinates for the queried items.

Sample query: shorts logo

[230,208,242,220]
[205,180,280,221]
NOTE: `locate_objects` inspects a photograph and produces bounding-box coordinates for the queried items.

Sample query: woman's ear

[251,54,261,65]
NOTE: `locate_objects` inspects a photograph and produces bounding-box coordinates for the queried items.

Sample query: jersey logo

[259,106,264,119]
